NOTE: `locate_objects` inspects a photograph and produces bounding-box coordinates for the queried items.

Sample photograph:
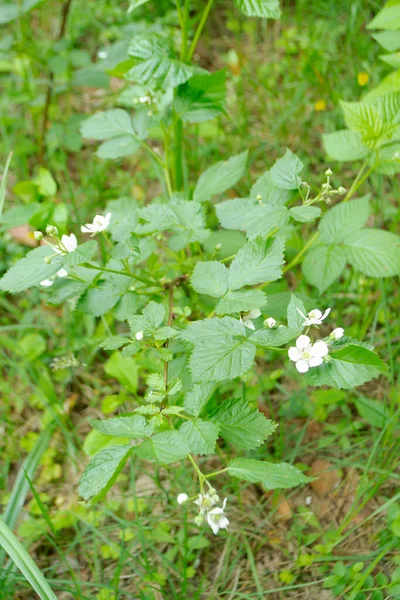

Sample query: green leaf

[340,96,400,149]
[216,198,257,230]
[344,229,400,277]
[228,458,311,489]
[354,396,390,429]
[332,344,387,370]
[180,316,246,344]
[250,170,291,206]
[97,135,141,159]
[77,278,130,316]
[135,431,189,464]
[216,289,267,314]
[99,336,128,350]
[367,3,400,30]
[175,70,226,123]
[250,325,297,347]
[193,151,248,203]
[318,196,370,244]
[183,383,216,417]
[128,0,150,12]
[235,0,281,19]
[286,294,307,331]
[78,445,133,501]
[90,415,154,438]
[64,240,97,267]
[128,301,165,335]
[81,109,134,140]
[0,246,63,293]
[289,205,321,223]
[210,398,276,450]
[83,430,129,458]
[127,33,195,89]
[228,236,285,289]
[303,243,348,294]
[322,130,369,162]
[191,261,229,298]
[371,31,400,53]
[104,352,138,393]
[179,419,220,455]
[241,204,289,238]
[190,337,256,383]
[270,148,303,189]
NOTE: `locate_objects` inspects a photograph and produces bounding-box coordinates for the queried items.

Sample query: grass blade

[0,152,12,222]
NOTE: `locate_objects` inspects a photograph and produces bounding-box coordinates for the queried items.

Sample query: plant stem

[163,284,174,389]
[205,468,228,479]
[187,0,214,61]
[144,143,173,197]
[282,230,321,274]
[187,454,204,492]
[38,0,73,163]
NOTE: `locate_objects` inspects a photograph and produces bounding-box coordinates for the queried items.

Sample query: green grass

[1,0,400,599]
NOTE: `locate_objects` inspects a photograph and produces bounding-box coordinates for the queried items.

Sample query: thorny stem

[39,0,73,163]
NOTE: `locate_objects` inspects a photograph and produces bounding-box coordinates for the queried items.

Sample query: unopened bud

[46,225,58,237]
[215,243,222,251]
[44,256,52,264]
[338,186,346,194]
[135,331,144,341]
[325,168,333,176]
[34,231,43,241]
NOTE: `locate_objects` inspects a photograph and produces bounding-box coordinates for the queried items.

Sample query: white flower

[54,233,77,255]
[297,307,331,327]
[264,317,276,328]
[288,335,329,373]
[97,50,108,59]
[40,269,68,287]
[206,498,229,535]
[135,331,144,341]
[194,490,219,514]
[177,493,189,505]
[240,308,261,330]
[81,212,111,235]
[330,327,344,340]
[57,268,68,278]
[40,279,53,287]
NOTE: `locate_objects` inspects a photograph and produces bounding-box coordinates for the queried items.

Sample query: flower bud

[264,317,276,328]
[44,256,52,264]
[330,327,344,340]
[177,493,189,505]
[338,187,346,194]
[325,168,333,176]
[215,243,222,251]
[135,331,144,341]
[34,231,43,241]
[46,225,58,237]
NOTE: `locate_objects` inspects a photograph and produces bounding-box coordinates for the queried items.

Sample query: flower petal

[295,359,309,373]
[309,356,323,367]
[296,335,310,350]
[322,307,331,320]
[312,341,328,358]
[288,347,302,362]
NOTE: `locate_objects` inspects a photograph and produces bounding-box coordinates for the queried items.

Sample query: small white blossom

[194,490,219,514]
[206,498,229,535]
[288,335,329,373]
[57,268,68,278]
[40,279,53,287]
[81,212,111,234]
[330,327,344,340]
[139,95,151,104]
[97,50,108,59]
[34,231,43,241]
[297,307,331,327]
[177,493,189,505]
[305,496,312,506]
[54,233,77,254]
[135,331,144,341]
[240,308,261,330]
[40,268,69,287]
[264,317,276,328]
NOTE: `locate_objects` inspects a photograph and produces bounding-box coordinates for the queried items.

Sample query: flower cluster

[288,306,345,373]
[177,488,229,535]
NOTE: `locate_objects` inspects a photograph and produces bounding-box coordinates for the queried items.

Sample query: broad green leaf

[235,0,281,19]
[77,282,126,316]
[97,135,141,159]
[289,205,321,223]
[128,0,150,12]
[90,415,154,438]
[228,236,285,289]
[318,196,370,244]
[169,199,210,250]
[216,198,257,230]
[322,130,369,162]
[367,3,400,30]
[270,148,303,190]
[305,356,383,389]
[372,31,400,52]
[355,396,390,429]
[83,430,129,457]
[344,229,400,277]
[104,352,138,393]
[180,316,246,344]
[175,70,226,123]
[303,243,348,293]
[250,325,297,347]
[340,98,400,148]
[128,301,165,335]
[250,170,291,206]
[286,294,306,331]
[332,344,387,370]
[81,109,134,140]
[136,203,177,234]
[228,458,311,489]
[193,151,248,203]
[78,445,133,501]
[241,204,289,238]
[135,431,189,464]
[365,70,400,100]
[0,246,63,293]
[183,383,216,417]
[64,240,97,267]
[189,337,256,382]
[191,261,229,298]
[127,33,195,89]
[210,398,276,450]
[179,419,220,455]
[99,336,129,350]
[216,289,267,314]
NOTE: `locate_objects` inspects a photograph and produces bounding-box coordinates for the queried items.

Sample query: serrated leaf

[322,130,370,162]
[303,243,348,294]
[147,373,165,391]
[180,316,246,344]
[228,236,285,289]
[286,294,307,331]
[81,109,134,140]
[91,415,154,438]
[368,3,400,30]
[344,229,400,277]
[175,70,226,123]
[97,135,141,159]
[210,398,276,450]
[135,431,189,464]
[228,457,311,489]
[64,241,97,267]
[104,353,138,393]
[99,336,129,350]
[193,151,248,203]
[78,445,132,501]
[305,359,382,389]
[191,261,229,298]
[270,148,303,190]
[289,205,321,223]
[216,289,267,314]
[318,196,370,243]
[332,344,387,370]
[127,33,195,89]
[0,246,63,293]
[241,204,289,238]
[83,430,129,458]
[250,170,291,206]
[183,383,216,417]
[189,337,256,383]
[179,419,220,455]
[216,198,257,230]
[77,281,127,316]
[250,325,297,347]
[235,0,281,19]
